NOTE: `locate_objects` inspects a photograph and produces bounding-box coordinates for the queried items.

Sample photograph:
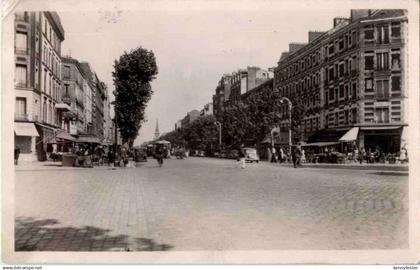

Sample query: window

[15,32,28,52]
[64,66,71,79]
[376,80,389,99]
[15,65,27,86]
[391,53,401,70]
[339,85,344,98]
[329,88,335,101]
[329,67,334,81]
[376,25,389,44]
[364,29,374,40]
[43,69,47,92]
[344,110,349,125]
[339,64,344,77]
[352,82,357,98]
[339,39,344,50]
[328,44,334,56]
[391,22,401,37]
[365,55,374,70]
[376,52,389,70]
[365,78,373,90]
[391,76,401,91]
[15,97,27,116]
[43,100,47,122]
[375,107,389,123]
[351,108,357,123]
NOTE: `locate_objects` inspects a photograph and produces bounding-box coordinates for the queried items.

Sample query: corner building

[14,12,66,161]
[274,9,408,154]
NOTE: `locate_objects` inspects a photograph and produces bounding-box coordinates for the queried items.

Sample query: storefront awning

[14,122,39,137]
[360,126,401,130]
[301,141,340,147]
[339,127,359,142]
[56,131,76,142]
[401,126,408,148]
[77,136,101,144]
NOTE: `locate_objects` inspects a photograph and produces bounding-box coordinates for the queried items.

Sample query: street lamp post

[214,121,222,148]
[280,97,292,149]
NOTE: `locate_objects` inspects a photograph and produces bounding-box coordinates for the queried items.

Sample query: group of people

[267,145,306,168]
[353,147,408,164]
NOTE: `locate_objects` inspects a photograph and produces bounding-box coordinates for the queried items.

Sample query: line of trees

[158,83,306,154]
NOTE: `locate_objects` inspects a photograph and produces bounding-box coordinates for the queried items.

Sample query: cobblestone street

[15,157,408,251]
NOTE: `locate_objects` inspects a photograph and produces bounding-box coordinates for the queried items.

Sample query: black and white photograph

[2,0,419,266]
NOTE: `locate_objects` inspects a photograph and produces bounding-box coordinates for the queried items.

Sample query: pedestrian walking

[14,146,20,165]
[271,147,277,163]
[300,148,306,163]
[154,145,165,167]
[236,144,246,169]
[292,145,302,168]
[279,147,285,163]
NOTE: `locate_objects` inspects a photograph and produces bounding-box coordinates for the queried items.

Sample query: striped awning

[339,127,359,142]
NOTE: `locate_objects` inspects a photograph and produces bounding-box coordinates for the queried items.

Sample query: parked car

[227,149,239,160]
[243,147,259,163]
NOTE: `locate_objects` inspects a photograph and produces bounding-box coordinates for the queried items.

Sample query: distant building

[213,67,273,117]
[175,120,182,130]
[274,9,408,153]
[200,103,213,116]
[181,110,200,127]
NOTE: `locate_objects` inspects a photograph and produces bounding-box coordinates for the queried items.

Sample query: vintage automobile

[243,147,260,163]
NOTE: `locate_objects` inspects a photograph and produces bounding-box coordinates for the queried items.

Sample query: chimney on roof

[350,9,372,21]
[289,43,306,53]
[333,17,350,27]
[308,31,326,43]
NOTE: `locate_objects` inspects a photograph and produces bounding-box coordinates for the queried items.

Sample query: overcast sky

[58,2,349,145]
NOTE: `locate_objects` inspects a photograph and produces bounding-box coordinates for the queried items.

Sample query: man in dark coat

[292,145,302,168]
[14,146,20,165]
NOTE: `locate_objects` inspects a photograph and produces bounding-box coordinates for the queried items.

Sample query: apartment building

[274,9,408,153]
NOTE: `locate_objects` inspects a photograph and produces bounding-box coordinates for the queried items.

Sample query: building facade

[200,103,213,116]
[181,110,200,127]
[14,11,66,161]
[274,9,408,153]
[61,57,87,136]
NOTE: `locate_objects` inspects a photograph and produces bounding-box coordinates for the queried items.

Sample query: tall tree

[113,47,158,146]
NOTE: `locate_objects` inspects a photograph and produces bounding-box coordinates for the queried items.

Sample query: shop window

[391,76,401,91]
[365,55,374,70]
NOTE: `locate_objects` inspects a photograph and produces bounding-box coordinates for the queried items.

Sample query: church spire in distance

[154,119,160,139]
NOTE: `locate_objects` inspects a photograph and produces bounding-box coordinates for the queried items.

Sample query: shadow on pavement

[369,171,409,176]
[15,217,173,252]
